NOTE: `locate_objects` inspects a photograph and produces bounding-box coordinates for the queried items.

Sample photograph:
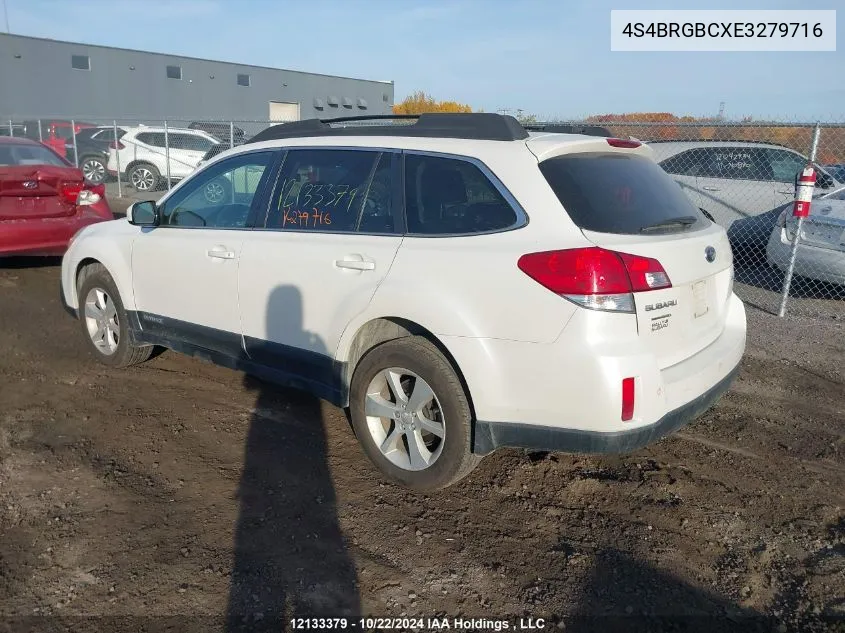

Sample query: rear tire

[349,336,481,490]
[77,264,154,368]
[128,163,160,192]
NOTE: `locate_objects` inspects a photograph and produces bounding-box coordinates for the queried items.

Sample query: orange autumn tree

[392,91,472,115]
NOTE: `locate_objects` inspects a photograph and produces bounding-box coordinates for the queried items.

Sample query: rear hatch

[536,143,734,369]
[788,199,845,251]
[0,164,82,220]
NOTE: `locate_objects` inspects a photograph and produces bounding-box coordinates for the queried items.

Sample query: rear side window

[404,154,518,235]
[540,152,707,235]
[136,132,165,147]
[266,149,395,233]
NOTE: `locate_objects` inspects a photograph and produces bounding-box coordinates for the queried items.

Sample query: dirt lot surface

[0,257,843,633]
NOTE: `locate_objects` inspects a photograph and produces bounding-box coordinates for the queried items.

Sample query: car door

[238,148,403,401]
[131,150,279,357]
[695,146,776,229]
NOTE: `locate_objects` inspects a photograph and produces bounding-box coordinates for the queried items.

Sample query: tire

[203,176,232,205]
[80,156,107,185]
[77,263,154,368]
[349,336,481,490]
[128,163,160,192]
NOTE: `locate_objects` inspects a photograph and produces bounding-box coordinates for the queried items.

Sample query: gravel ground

[0,256,843,633]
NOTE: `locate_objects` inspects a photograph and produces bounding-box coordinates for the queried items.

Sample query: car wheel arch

[340,316,477,422]
[72,257,135,313]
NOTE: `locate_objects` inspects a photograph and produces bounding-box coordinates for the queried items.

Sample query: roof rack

[523,123,613,138]
[247,113,529,143]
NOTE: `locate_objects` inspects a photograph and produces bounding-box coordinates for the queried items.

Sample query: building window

[71,55,90,71]
[166,65,182,80]
[237,73,250,87]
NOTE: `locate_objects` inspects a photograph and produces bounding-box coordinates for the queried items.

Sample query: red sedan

[0,137,113,256]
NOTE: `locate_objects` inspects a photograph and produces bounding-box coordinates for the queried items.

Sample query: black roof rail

[247,113,529,143]
[524,123,613,138]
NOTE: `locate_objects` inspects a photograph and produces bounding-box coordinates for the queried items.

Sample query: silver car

[649,141,841,233]
[767,188,845,287]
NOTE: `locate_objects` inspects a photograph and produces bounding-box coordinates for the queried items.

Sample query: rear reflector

[607,138,641,148]
[621,377,635,421]
[517,247,671,313]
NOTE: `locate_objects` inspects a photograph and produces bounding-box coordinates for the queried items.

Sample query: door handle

[335,259,375,271]
[778,190,794,195]
[207,247,235,260]
[702,186,721,191]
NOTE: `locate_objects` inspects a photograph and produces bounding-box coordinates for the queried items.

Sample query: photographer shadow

[226,285,359,631]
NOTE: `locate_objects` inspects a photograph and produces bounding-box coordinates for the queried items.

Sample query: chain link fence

[2,115,844,319]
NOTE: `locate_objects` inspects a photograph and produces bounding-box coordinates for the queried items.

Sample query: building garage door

[269,101,300,121]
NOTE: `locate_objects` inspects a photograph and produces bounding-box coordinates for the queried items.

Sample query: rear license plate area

[693,280,709,318]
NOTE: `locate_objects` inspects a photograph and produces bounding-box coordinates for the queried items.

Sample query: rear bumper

[767,228,845,285]
[0,209,112,257]
[473,363,739,454]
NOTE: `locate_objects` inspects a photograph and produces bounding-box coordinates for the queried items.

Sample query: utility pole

[2,0,10,33]
[718,101,725,120]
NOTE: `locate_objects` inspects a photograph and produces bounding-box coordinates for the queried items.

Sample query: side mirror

[127,201,158,226]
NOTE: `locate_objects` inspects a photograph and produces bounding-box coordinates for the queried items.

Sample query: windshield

[0,143,68,167]
[539,152,708,234]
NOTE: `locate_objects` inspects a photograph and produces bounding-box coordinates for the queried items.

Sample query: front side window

[266,149,394,233]
[659,148,711,177]
[158,151,275,229]
[404,154,518,235]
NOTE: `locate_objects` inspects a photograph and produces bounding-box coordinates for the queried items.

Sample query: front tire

[128,163,160,192]
[81,156,107,185]
[349,336,480,490]
[77,264,154,368]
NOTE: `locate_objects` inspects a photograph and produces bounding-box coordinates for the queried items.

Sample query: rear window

[539,152,708,234]
[0,143,67,167]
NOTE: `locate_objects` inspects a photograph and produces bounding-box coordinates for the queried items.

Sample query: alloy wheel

[83,287,119,355]
[364,368,445,471]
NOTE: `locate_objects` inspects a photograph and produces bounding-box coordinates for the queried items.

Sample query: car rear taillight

[607,138,641,148]
[621,377,635,421]
[517,247,671,313]
[59,181,84,205]
[60,181,104,206]
[109,141,125,150]
[77,182,105,206]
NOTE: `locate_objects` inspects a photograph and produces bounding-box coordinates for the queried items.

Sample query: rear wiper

[639,216,698,233]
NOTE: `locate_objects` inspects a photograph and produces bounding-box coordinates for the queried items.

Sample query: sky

[2,0,843,120]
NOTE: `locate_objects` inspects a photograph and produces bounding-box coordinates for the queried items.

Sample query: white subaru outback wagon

[61,113,746,490]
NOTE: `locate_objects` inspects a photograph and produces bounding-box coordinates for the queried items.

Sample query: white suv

[107,126,219,191]
[61,114,746,490]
